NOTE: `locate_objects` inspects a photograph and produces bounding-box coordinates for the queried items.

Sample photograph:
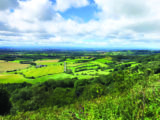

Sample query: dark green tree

[0,88,12,115]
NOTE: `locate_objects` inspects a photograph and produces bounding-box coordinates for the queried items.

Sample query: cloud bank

[0,0,160,49]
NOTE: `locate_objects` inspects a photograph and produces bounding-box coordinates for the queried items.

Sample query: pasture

[17,65,64,78]
[0,53,115,84]
[31,73,75,84]
[0,61,30,73]
[0,55,116,84]
[35,59,59,65]
[0,74,28,83]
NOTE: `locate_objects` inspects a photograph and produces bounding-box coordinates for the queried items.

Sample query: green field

[17,65,64,78]
[0,74,28,83]
[0,57,114,84]
[0,52,147,85]
[29,73,75,84]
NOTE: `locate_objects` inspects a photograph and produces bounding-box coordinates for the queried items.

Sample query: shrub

[80,83,105,100]
[74,79,91,89]
[48,87,76,106]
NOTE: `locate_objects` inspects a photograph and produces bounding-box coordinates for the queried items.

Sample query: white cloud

[0,0,60,32]
[54,0,89,12]
[17,0,55,21]
[0,0,160,49]
[94,0,150,19]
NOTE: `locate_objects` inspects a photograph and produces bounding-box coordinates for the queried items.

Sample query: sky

[0,0,160,49]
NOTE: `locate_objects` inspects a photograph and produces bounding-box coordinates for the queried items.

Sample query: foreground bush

[0,88,12,115]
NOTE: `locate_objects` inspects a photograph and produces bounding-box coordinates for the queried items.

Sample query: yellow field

[0,74,27,83]
[67,63,84,67]
[0,61,30,73]
[19,65,64,78]
[35,59,59,65]
[0,60,5,62]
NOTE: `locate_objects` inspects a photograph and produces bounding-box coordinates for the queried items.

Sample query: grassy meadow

[0,74,28,84]
[35,59,59,65]
[0,61,30,73]
[17,65,64,78]
[0,56,114,84]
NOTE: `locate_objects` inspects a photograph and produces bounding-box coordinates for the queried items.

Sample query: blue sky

[0,0,160,49]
